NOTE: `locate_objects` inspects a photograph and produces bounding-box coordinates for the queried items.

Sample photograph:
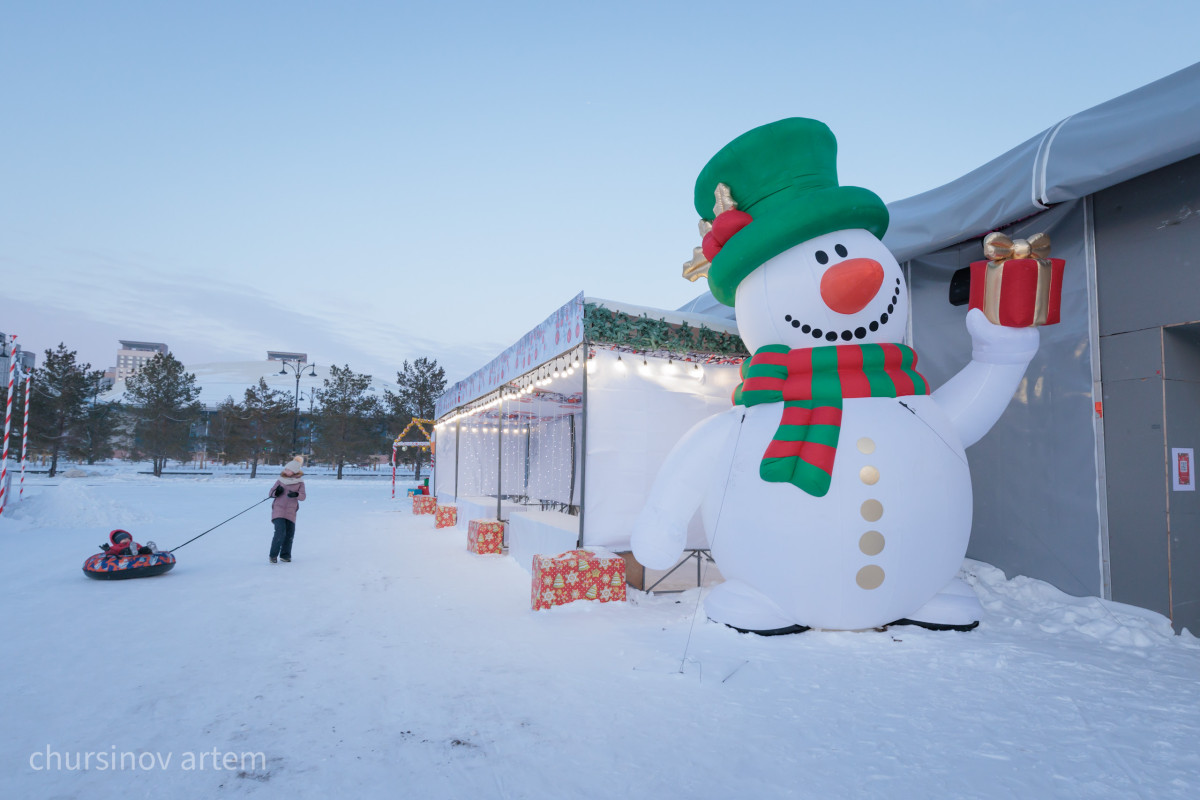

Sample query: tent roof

[435,292,741,418]
[884,61,1200,262]
[681,61,1200,308]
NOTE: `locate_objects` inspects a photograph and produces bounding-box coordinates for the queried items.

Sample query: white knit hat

[281,457,304,475]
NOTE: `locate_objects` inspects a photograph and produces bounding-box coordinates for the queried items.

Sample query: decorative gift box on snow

[532,549,627,611]
[467,519,505,554]
[412,495,438,515]
[434,504,458,529]
[406,487,419,497]
[969,232,1065,328]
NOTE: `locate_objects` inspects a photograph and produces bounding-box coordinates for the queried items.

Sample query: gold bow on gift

[979,232,1055,326]
[983,232,1052,262]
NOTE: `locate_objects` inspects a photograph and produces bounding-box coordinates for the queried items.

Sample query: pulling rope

[168,496,273,553]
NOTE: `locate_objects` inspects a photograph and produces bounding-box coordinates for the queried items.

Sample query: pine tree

[28,344,106,477]
[123,352,203,477]
[311,365,383,480]
[237,379,293,477]
[207,397,240,466]
[385,357,446,481]
[71,401,121,465]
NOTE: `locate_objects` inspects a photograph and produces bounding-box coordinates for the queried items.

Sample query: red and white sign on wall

[1173,448,1195,492]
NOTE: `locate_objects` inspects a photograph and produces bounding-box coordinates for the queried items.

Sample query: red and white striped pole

[391,442,397,499]
[0,336,17,516]
[19,366,32,500]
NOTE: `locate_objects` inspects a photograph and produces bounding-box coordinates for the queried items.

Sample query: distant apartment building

[115,341,169,381]
[0,333,36,375]
[267,351,308,363]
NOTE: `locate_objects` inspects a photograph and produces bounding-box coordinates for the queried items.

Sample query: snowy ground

[2,471,1199,799]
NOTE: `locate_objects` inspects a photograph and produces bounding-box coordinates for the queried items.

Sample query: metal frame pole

[496,393,503,522]
[576,345,588,548]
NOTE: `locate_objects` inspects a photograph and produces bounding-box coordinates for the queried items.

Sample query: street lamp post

[299,390,317,455]
[278,360,317,454]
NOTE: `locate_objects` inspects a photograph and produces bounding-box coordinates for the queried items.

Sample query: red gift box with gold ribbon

[467,519,504,554]
[412,495,438,515]
[434,504,457,528]
[531,549,627,611]
[969,232,1065,328]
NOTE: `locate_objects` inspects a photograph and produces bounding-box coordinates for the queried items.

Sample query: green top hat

[695,118,889,306]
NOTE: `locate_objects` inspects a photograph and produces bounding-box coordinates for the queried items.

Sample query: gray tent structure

[682,62,1200,632]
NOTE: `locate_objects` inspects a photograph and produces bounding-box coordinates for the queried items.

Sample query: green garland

[583,303,748,357]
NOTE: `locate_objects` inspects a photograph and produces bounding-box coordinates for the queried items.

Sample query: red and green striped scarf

[733,343,929,497]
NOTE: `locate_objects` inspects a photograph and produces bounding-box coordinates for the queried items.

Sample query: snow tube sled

[83,532,175,580]
[83,551,176,580]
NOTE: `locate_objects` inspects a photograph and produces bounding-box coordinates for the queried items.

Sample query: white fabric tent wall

[434,295,745,568]
[581,349,742,551]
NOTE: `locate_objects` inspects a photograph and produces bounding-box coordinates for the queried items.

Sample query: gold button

[857,437,875,454]
[859,531,885,555]
[860,499,883,522]
[859,465,880,485]
[856,565,885,589]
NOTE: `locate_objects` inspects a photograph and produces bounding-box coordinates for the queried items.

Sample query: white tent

[433,293,745,572]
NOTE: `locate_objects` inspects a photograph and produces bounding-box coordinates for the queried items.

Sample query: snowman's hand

[966,308,1040,365]
[631,504,688,571]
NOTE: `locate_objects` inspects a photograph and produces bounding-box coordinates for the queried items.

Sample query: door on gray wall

[1164,323,1200,634]
[1101,323,1200,634]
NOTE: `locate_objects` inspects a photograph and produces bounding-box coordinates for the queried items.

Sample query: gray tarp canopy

[885,61,1200,262]
[680,60,1200,308]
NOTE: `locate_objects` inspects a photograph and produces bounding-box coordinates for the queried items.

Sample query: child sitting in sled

[100,529,157,557]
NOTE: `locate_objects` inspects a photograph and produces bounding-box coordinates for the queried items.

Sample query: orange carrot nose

[819,258,884,314]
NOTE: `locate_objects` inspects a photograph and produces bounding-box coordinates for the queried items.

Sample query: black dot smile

[783,283,902,343]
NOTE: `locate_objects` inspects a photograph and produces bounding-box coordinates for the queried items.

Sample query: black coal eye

[834,244,848,258]
[785,314,792,321]
[815,250,829,265]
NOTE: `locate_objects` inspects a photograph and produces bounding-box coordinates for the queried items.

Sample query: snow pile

[4,480,152,530]
[964,559,1195,647]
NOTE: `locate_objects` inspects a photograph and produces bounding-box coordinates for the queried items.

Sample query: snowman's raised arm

[631,410,737,571]
[931,308,1040,449]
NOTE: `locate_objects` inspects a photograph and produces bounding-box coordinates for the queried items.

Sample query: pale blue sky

[3,1,1198,384]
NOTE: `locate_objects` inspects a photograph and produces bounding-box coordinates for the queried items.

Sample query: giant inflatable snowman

[632,118,1040,632]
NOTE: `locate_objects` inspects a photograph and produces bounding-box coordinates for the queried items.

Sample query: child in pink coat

[268,458,307,563]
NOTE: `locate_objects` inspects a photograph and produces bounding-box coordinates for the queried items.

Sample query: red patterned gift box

[531,549,627,611]
[434,504,458,529]
[412,495,438,515]
[467,519,505,554]
[969,232,1065,328]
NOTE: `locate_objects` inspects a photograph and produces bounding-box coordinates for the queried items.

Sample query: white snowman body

[632,228,1039,631]
[699,394,971,631]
